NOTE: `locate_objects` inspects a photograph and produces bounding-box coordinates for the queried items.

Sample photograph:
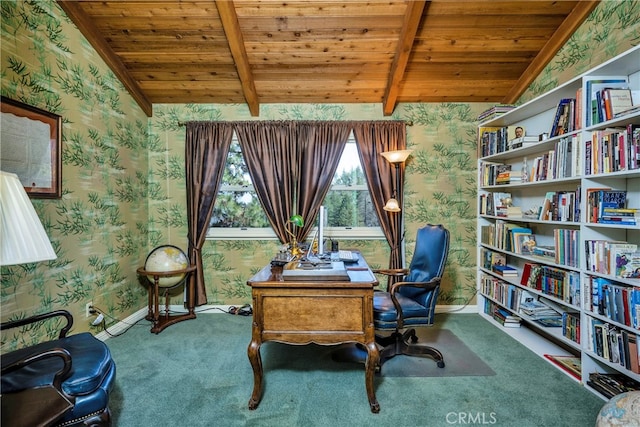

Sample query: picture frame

[1,96,62,198]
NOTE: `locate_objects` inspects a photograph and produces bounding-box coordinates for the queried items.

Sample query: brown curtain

[352,121,407,273]
[185,121,233,307]
[234,121,300,243]
[234,121,348,244]
[296,121,351,238]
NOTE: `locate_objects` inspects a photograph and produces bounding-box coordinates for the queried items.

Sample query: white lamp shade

[380,150,412,164]
[1,171,57,265]
[383,198,401,212]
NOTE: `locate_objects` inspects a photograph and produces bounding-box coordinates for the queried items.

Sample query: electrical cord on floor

[228,304,253,316]
[89,305,148,337]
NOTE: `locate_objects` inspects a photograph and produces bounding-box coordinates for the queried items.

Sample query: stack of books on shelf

[585,241,640,279]
[586,125,640,174]
[587,372,640,399]
[585,276,640,328]
[587,188,638,226]
[519,291,562,323]
[586,318,640,375]
[477,104,515,122]
[492,264,518,277]
[492,305,522,328]
[508,136,538,150]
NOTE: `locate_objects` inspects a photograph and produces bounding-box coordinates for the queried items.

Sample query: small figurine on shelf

[521,157,529,183]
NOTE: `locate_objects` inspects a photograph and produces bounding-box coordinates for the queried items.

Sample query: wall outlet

[85,302,93,317]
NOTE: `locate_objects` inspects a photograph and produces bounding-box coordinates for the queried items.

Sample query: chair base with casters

[375,328,445,369]
[1,310,116,427]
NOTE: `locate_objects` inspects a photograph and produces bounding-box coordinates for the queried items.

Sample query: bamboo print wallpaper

[1,0,638,348]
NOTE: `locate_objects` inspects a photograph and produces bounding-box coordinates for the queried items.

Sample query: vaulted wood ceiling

[57,1,599,117]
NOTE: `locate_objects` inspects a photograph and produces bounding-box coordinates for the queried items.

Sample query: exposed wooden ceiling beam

[382,1,428,116]
[501,0,600,105]
[56,1,153,117]
[216,0,260,117]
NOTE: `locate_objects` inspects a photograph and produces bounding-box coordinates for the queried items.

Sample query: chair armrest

[387,277,442,329]
[2,347,74,400]
[1,310,74,339]
[388,277,442,295]
[373,268,409,277]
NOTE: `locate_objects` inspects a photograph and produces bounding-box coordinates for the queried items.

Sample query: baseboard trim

[95,304,478,341]
[436,304,478,314]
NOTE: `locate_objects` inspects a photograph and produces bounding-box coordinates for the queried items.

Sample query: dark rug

[262,328,495,378]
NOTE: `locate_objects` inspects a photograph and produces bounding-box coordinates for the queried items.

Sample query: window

[207,135,383,240]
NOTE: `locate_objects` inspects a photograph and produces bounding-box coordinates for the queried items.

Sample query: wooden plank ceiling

[57,1,599,117]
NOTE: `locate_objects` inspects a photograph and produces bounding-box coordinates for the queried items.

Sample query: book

[617,251,640,279]
[605,88,634,120]
[544,355,581,380]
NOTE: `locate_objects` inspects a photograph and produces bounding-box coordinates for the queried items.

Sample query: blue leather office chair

[373,224,449,370]
[1,310,116,426]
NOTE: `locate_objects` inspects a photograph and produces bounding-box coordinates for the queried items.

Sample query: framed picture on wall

[1,96,62,198]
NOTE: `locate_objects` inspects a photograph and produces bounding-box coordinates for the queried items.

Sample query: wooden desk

[246,255,381,413]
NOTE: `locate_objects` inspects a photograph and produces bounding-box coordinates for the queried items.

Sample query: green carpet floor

[105,313,603,426]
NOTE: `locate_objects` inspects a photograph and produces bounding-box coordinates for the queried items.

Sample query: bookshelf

[477,45,640,400]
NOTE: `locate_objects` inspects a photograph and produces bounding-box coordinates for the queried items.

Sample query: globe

[144,245,189,288]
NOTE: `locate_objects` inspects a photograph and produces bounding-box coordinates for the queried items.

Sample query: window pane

[210,190,270,228]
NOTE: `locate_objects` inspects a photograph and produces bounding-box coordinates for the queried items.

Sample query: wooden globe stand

[137,265,197,334]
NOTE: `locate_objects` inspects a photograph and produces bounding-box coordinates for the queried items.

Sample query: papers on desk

[282,260,350,281]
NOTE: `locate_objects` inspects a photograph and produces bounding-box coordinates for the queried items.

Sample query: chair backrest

[399,224,450,305]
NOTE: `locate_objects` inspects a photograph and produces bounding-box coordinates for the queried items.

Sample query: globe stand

[137,265,197,334]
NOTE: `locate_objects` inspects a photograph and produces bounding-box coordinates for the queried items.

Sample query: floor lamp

[0,171,57,266]
[380,150,412,212]
[379,149,412,274]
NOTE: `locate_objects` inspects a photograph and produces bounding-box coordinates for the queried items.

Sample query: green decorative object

[144,245,189,287]
[285,215,304,256]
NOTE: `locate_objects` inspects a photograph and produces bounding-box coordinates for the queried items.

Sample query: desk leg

[247,338,263,410]
[365,340,380,413]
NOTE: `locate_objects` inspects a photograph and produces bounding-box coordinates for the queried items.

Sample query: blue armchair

[373,224,450,370]
[1,310,116,426]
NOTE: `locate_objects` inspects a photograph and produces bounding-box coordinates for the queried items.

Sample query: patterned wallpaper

[1,0,638,347]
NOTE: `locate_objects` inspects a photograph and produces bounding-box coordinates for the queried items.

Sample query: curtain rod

[177,120,413,127]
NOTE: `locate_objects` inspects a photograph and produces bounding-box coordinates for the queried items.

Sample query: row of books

[585,240,640,279]
[520,262,580,305]
[587,372,640,399]
[553,228,580,268]
[563,312,581,344]
[586,188,636,225]
[538,189,580,223]
[585,78,630,127]
[478,191,524,218]
[527,135,580,182]
[587,317,640,375]
[586,125,640,174]
[586,78,634,127]
[585,276,640,329]
[480,273,522,312]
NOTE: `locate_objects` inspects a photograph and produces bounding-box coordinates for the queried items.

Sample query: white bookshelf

[477,45,640,400]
